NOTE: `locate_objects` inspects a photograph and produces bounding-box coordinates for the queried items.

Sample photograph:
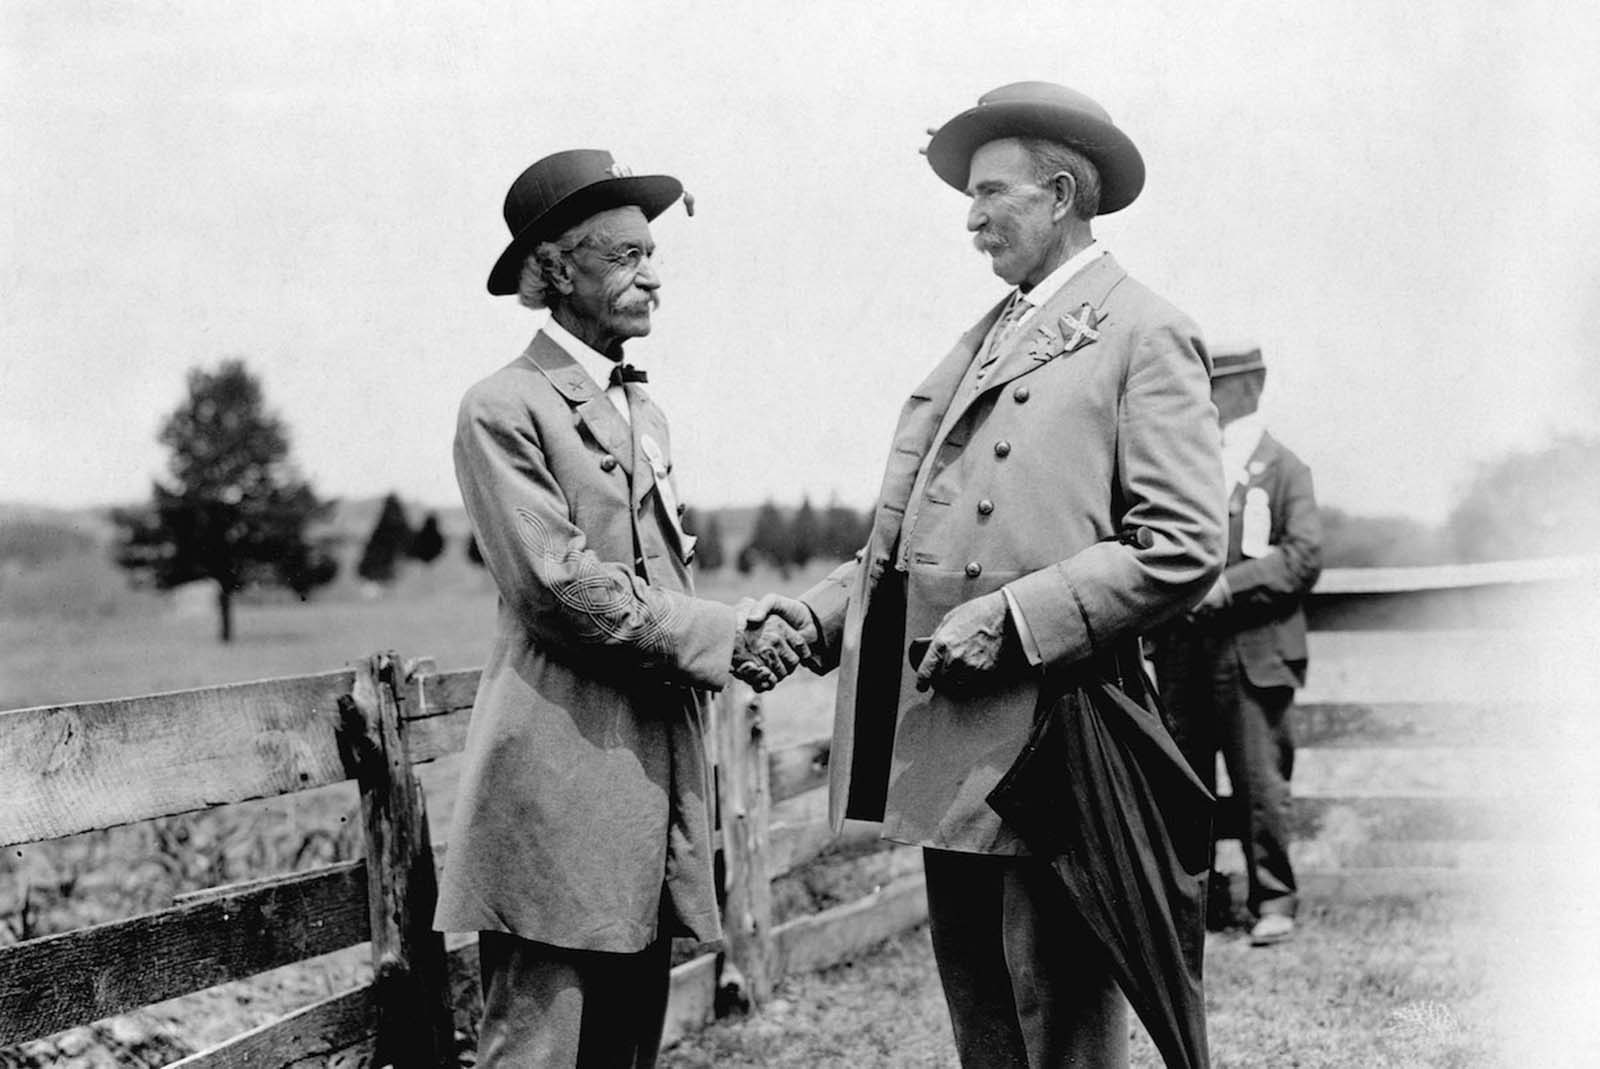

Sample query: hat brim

[487,174,683,295]
[926,101,1145,214]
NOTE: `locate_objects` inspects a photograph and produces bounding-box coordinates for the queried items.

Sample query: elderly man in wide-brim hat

[436,149,809,1068]
[752,82,1226,1066]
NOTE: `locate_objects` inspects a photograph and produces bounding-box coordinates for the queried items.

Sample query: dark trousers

[1157,637,1298,917]
[924,849,1128,1068]
[476,930,672,1069]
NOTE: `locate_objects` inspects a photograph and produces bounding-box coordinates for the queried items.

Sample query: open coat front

[801,253,1226,851]
[435,332,733,954]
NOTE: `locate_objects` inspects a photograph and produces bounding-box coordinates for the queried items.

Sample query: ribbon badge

[639,434,698,564]
[1058,303,1104,354]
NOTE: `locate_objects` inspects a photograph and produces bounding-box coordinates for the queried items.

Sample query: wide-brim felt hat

[926,81,1145,214]
[487,148,683,295]
[1210,346,1267,378]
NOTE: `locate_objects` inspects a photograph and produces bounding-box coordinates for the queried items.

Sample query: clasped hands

[732,594,820,692]
[731,590,1016,695]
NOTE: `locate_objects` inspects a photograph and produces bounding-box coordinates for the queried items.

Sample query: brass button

[964,561,983,578]
[600,455,618,472]
[1013,385,1030,403]
[676,502,687,516]
[977,499,995,516]
[994,440,1012,458]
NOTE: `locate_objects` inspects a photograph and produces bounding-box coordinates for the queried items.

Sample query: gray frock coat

[801,254,1226,853]
[434,331,733,953]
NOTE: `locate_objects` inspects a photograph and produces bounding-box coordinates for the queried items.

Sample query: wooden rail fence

[3,557,1580,1063]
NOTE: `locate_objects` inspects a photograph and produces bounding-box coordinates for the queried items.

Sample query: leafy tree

[409,512,446,564]
[1318,507,1446,568]
[1445,435,1600,562]
[357,493,413,583]
[821,497,870,561]
[742,499,791,576]
[790,496,819,567]
[114,359,333,642]
[280,537,341,598]
[698,513,727,572]
[682,507,725,572]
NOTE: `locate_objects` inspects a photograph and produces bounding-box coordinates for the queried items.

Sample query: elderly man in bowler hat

[434,148,809,1067]
[1149,345,1322,947]
[753,82,1226,1065]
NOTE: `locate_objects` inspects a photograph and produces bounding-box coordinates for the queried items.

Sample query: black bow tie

[608,363,648,387]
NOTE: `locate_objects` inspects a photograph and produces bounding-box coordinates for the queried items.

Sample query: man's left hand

[915,591,1011,693]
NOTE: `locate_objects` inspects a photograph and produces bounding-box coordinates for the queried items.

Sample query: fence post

[716,683,776,1007]
[338,652,455,1067]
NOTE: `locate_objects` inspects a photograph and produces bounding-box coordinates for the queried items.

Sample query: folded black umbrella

[987,665,1213,1069]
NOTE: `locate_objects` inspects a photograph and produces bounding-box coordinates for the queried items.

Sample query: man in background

[436,148,806,1067]
[1149,345,1323,946]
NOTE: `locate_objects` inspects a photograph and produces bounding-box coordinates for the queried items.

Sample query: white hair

[1017,138,1102,219]
[517,206,649,311]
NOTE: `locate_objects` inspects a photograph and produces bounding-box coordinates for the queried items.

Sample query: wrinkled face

[563,206,661,345]
[965,139,1060,288]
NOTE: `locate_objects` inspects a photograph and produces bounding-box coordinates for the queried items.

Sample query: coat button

[994,440,1012,458]
[676,501,687,516]
[977,499,995,516]
[600,455,618,472]
[1013,385,1030,403]
[965,561,983,578]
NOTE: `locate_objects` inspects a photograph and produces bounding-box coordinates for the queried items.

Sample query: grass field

[4,551,1599,1065]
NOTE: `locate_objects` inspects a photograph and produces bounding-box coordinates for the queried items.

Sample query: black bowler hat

[487,149,684,296]
[1210,346,1267,379]
[925,81,1145,214]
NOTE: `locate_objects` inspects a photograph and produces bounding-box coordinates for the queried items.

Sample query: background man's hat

[1210,346,1267,379]
[487,148,683,296]
[925,81,1145,214]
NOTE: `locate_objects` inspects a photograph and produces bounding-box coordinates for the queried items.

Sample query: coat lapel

[628,385,663,508]
[524,331,635,479]
[918,255,1129,468]
[981,253,1125,393]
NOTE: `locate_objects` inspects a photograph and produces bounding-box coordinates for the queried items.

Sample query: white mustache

[612,292,660,315]
[973,231,1007,255]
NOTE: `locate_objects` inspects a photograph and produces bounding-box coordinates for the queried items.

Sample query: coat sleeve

[455,387,737,690]
[1002,319,1226,668]
[799,556,859,673]
[1225,454,1322,611]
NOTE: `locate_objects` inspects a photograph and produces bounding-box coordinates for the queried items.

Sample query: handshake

[730,594,820,693]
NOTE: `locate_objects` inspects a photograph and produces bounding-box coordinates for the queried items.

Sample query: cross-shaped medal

[1058,303,1104,354]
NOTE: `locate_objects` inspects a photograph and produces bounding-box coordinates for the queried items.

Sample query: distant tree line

[684,496,873,575]
[103,357,1600,642]
[355,492,448,584]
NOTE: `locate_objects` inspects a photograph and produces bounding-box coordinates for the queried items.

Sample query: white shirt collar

[541,314,622,389]
[1013,241,1106,313]
[539,314,632,423]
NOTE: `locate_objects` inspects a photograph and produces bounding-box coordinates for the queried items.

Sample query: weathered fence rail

[2,557,1581,1063]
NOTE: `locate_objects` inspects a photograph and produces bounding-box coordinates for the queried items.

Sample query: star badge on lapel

[1058,303,1104,354]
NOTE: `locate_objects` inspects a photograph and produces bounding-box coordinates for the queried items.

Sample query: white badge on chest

[1240,486,1272,559]
[638,434,698,563]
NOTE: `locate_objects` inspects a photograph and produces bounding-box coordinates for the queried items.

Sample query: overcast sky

[4,1,1598,523]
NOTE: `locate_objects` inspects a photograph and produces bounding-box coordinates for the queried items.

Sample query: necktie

[608,363,648,387]
[978,293,1030,376]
